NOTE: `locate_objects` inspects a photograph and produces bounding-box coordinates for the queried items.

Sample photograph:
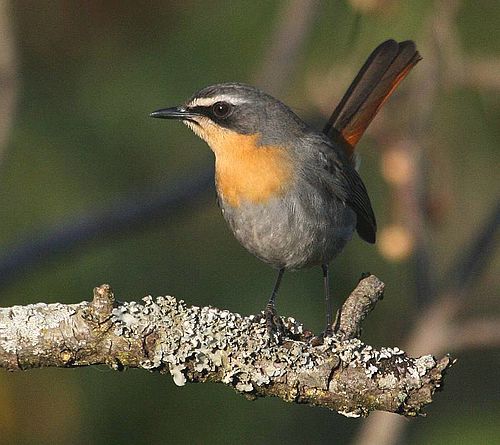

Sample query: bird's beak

[149,106,198,120]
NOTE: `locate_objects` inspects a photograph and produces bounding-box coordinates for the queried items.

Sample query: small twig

[337,275,385,340]
[0,276,452,417]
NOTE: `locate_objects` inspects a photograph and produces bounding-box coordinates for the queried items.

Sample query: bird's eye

[212,101,232,118]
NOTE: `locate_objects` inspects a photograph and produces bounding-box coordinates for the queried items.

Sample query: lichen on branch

[0,275,453,417]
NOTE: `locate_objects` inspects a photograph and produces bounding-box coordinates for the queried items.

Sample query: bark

[0,275,453,417]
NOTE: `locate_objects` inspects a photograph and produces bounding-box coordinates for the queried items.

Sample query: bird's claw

[264,303,286,344]
[309,322,335,346]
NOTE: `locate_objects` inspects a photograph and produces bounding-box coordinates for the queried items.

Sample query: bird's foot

[323,323,334,338]
[264,303,286,344]
[310,310,339,346]
[310,330,332,347]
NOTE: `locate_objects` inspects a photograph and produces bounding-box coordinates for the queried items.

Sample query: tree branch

[0,275,452,417]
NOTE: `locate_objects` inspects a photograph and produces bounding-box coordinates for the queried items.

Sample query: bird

[150,39,421,340]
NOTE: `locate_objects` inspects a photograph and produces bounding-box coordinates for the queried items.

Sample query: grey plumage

[185,82,374,269]
[151,40,420,336]
[220,177,356,270]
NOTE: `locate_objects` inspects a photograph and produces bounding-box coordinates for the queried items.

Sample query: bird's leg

[265,268,285,341]
[322,264,334,337]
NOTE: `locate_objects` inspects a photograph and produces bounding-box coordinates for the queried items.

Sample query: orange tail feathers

[323,40,421,155]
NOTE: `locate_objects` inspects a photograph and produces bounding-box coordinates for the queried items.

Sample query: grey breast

[218,181,356,270]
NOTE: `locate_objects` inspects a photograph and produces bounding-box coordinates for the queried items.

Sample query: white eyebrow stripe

[188,95,248,107]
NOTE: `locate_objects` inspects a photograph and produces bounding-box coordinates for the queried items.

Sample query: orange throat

[197,127,293,207]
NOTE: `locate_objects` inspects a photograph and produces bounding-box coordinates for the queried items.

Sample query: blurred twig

[351,2,500,443]
[353,200,499,445]
[462,58,500,91]
[0,0,18,164]
[407,200,500,356]
[255,0,320,96]
[0,0,317,291]
[444,200,500,292]
[0,169,214,289]
[375,14,441,305]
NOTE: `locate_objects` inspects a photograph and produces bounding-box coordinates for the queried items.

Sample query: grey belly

[219,189,356,270]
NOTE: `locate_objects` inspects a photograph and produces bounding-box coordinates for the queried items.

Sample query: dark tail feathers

[323,40,421,155]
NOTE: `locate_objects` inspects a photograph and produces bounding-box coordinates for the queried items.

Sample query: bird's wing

[314,140,377,244]
[311,39,420,242]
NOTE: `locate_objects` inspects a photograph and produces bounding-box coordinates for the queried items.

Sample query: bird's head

[150,83,307,155]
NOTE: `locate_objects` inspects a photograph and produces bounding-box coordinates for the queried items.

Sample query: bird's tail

[323,40,421,155]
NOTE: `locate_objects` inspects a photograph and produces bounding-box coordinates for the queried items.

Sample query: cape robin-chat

[151,39,421,340]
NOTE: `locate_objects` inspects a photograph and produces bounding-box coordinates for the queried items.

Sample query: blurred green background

[0,1,498,444]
